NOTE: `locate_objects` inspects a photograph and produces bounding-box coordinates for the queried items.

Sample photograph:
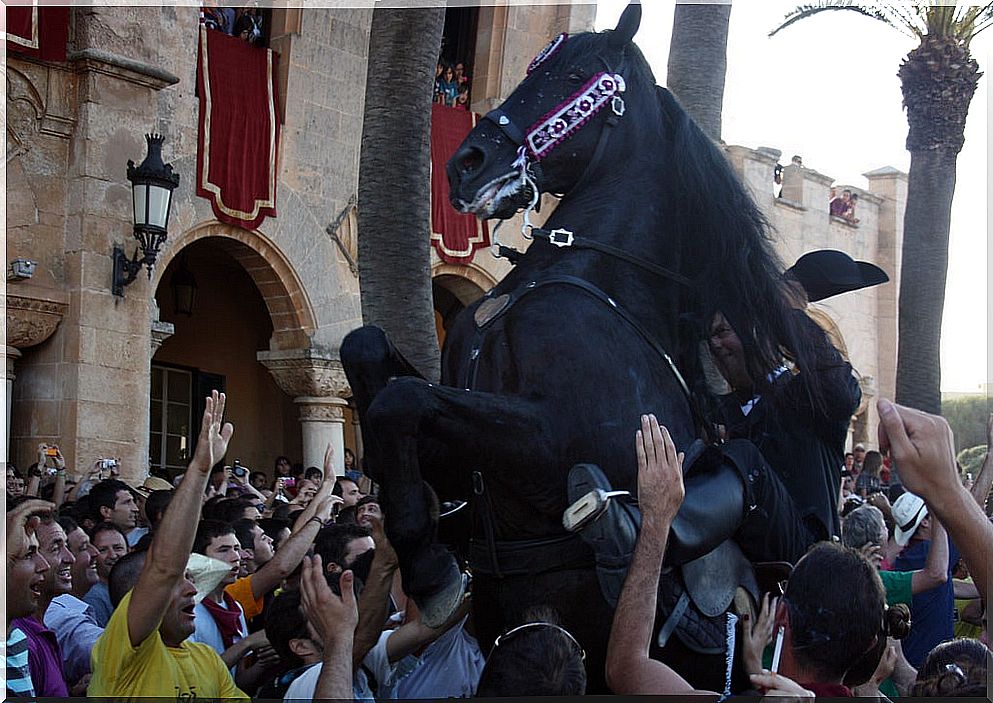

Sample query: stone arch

[153,220,317,350]
[431,261,497,305]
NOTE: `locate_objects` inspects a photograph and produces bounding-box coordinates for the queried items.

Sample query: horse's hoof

[419,571,468,629]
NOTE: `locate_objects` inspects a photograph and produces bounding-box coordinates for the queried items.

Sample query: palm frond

[769,1,917,39]
[961,2,993,42]
[875,2,926,35]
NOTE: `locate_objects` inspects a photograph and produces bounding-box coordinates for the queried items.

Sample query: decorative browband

[525,72,626,161]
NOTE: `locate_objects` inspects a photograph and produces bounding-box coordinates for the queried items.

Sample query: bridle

[478,34,690,290]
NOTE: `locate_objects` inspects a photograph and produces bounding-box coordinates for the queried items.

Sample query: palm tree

[666,2,733,141]
[771,3,992,414]
[357,7,445,382]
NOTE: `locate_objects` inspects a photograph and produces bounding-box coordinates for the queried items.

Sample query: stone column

[150,301,175,356]
[4,347,23,462]
[296,396,349,473]
[6,286,68,464]
[258,348,352,476]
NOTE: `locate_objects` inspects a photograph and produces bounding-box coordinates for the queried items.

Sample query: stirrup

[563,488,632,532]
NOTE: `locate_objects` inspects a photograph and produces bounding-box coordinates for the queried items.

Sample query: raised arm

[352,514,398,667]
[910,517,948,594]
[300,556,357,701]
[605,414,712,696]
[877,398,993,604]
[127,391,233,648]
[249,490,341,599]
[969,412,993,509]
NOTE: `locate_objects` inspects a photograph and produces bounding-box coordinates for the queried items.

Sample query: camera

[44,447,59,457]
[99,459,118,471]
[232,460,248,478]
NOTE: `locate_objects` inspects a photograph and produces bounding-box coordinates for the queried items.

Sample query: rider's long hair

[652,83,826,407]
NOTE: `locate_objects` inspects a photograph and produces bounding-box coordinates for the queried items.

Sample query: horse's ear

[609,2,642,48]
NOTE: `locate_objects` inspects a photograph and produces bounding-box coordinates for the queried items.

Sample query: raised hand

[748,670,814,698]
[322,443,338,483]
[191,391,234,473]
[300,555,358,644]
[6,498,54,566]
[876,398,957,502]
[741,593,778,675]
[312,493,344,524]
[636,414,685,529]
[366,514,398,570]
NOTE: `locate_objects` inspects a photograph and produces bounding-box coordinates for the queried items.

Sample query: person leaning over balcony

[88,391,247,699]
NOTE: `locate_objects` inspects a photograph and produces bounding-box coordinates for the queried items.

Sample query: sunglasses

[490,622,586,662]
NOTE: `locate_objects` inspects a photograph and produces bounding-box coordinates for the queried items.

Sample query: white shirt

[284,618,482,700]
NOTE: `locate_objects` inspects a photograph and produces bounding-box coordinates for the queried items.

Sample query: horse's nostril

[461,148,484,174]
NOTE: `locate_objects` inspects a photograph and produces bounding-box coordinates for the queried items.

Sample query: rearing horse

[342,4,821,692]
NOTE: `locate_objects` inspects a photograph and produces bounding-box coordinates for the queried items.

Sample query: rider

[703,294,861,563]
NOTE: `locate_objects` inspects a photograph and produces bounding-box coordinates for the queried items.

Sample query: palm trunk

[894,149,957,414]
[894,36,979,414]
[357,7,445,382]
[666,2,731,141]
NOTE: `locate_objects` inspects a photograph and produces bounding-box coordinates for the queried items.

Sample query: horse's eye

[567,73,585,84]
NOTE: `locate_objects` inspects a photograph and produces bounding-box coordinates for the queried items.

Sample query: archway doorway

[432,273,487,348]
[151,237,301,479]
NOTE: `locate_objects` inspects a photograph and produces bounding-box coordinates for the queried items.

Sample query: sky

[595,0,990,393]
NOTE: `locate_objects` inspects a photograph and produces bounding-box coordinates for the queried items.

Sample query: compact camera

[232,460,248,478]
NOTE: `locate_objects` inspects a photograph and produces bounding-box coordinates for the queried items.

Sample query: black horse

[342,4,824,693]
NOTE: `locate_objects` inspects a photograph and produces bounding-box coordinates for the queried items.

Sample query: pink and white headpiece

[525,72,626,161]
[527,33,568,74]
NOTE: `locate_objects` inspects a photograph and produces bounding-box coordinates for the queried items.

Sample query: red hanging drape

[6,7,69,62]
[430,104,490,265]
[196,26,281,231]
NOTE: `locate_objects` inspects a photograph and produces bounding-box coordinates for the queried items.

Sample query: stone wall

[725,146,906,445]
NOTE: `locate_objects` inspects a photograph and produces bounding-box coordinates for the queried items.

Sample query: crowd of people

[5,307,991,699]
[435,59,471,110]
[6,395,989,698]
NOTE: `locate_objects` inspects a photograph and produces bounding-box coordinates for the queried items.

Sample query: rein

[529,226,693,289]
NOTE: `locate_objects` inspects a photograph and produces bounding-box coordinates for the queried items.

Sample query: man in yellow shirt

[89,392,248,699]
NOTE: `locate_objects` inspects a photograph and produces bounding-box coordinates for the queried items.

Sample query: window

[150,365,193,474]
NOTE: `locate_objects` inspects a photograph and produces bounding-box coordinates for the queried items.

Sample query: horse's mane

[649,81,826,407]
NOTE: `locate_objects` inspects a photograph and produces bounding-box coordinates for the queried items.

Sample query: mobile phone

[99,459,118,471]
[770,626,785,673]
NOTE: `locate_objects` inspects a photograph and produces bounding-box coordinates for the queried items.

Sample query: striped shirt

[6,627,36,697]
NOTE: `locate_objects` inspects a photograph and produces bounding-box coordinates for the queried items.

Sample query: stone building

[5,5,901,483]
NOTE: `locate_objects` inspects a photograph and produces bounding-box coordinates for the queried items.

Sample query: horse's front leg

[341,325,427,481]
[366,376,558,626]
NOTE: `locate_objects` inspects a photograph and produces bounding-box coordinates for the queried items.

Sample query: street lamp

[113,133,180,297]
[170,254,198,316]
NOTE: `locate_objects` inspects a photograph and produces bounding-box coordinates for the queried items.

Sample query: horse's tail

[655,86,827,410]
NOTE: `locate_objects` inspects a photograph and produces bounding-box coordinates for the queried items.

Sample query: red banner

[196,26,280,231]
[5,7,69,62]
[431,104,490,265]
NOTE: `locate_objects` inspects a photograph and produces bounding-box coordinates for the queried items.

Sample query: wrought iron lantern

[113,134,180,296]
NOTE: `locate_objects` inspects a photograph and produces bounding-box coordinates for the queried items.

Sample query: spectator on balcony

[454,62,469,89]
[234,9,263,46]
[201,2,235,35]
[455,85,470,111]
[436,65,458,107]
[830,188,852,218]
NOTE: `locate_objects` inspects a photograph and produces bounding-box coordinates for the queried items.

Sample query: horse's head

[447,4,650,220]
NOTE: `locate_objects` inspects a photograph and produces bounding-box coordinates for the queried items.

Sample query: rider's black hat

[786,249,889,303]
